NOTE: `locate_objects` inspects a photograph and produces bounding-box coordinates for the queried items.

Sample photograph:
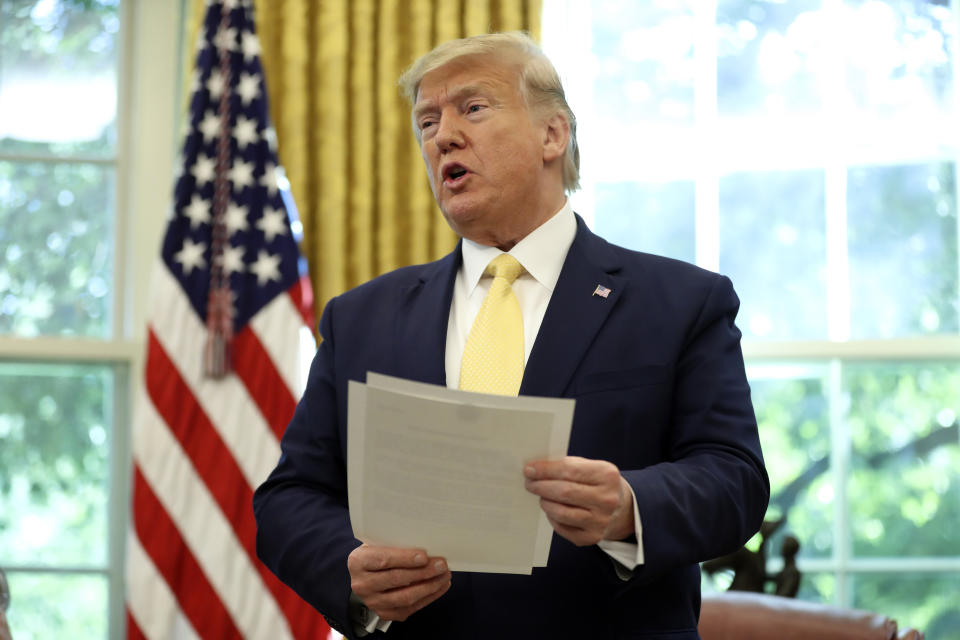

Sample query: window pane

[592,0,695,126]
[4,572,108,639]
[851,573,960,640]
[0,363,113,567]
[583,1,697,183]
[0,161,114,338]
[719,170,827,339]
[717,0,825,118]
[0,0,119,156]
[794,571,835,605]
[847,163,958,339]
[844,362,960,558]
[594,180,695,262]
[749,365,833,560]
[840,1,954,119]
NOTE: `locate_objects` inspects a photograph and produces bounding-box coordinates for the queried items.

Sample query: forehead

[414,58,522,107]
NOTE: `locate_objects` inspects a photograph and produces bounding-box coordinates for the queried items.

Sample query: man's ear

[541,112,570,163]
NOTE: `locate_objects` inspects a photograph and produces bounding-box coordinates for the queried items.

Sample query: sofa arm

[698,591,923,640]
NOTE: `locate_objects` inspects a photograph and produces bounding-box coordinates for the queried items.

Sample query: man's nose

[435,114,465,152]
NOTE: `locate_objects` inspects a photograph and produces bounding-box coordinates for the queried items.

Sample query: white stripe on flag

[251,290,314,397]
[126,530,201,640]
[133,392,294,640]
[149,264,282,487]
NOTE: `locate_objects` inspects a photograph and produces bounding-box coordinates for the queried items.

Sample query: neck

[486,189,567,252]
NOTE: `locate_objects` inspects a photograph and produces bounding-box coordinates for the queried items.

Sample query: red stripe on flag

[132,466,242,639]
[146,329,329,639]
[289,275,315,328]
[125,608,147,640]
[232,325,297,440]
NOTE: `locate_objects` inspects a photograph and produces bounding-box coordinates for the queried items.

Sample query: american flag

[125,1,329,638]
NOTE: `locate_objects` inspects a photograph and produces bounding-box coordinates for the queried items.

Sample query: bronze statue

[703,519,802,597]
[774,535,801,597]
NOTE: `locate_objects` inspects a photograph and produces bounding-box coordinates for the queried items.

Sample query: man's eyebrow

[413,83,496,119]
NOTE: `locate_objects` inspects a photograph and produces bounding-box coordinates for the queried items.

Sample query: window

[543,1,960,636]
[0,1,127,637]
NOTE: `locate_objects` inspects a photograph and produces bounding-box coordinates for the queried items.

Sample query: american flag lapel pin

[592,284,611,298]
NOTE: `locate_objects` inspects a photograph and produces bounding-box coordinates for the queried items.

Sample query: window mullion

[0,153,115,165]
[820,0,851,343]
[742,336,960,360]
[541,0,596,227]
[108,362,131,640]
[824,164,850,342]
[953,0,960,324]
[827,358,851,607]
[113,0,136,344]
[693,0,719,272]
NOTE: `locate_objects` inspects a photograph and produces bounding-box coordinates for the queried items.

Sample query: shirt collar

[460,199,576,293]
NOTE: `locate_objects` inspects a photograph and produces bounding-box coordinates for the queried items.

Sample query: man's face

[413,58,555,248]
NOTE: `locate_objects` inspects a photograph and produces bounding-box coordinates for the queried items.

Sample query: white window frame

[0,1,182,637]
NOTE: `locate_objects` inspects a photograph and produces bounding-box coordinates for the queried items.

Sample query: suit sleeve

[253,296,364,638]
[624,274,769,585]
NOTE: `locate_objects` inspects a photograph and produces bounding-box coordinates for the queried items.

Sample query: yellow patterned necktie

[459,254,525,396]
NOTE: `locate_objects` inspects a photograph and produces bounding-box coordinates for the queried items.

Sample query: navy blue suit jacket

[254,218,769,639]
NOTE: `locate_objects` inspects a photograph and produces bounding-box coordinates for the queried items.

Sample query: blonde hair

[399,31,580,193]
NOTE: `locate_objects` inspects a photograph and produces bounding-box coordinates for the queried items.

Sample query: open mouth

[443,163,468,183]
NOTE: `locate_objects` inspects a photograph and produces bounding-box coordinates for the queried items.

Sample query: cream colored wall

[112,2,183,636]
[123,0,183,344]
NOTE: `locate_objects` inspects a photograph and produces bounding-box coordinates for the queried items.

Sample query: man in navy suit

[254,32,769,639]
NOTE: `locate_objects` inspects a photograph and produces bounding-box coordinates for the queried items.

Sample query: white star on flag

[219,244,246,274]
[191,153,216,185]
[229,159,255,191]
[183,194,212,228]
[224,202,250,234]
[237,72,261,106]
[234,115,259,149]
[241,30,261,62]
[257,207,288,242]
[249,249,281,285]
[198,110,221,143]
[174,238,207,274]
[214,26,238,52]
[207,69,225,100]
[260,162,278,196]
[264,126,278,152]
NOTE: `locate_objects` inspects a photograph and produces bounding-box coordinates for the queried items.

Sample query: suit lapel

[520,220,625,398]
[391,245,461,386]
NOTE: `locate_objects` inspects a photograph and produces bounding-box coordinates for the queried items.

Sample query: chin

[440,201,484,234]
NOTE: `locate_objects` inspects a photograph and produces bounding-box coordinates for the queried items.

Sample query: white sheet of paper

[347,373,574,574]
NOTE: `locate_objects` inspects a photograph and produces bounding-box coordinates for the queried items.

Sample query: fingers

[524,457,633,546]
[541,514,597,547]
[348,545,452,622]
[526,478,621,513]
[348,545,431,572]
[370,571,452,622]
[524,456,621,486]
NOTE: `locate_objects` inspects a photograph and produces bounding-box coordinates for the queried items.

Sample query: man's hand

[524,456,635,546]
[347,544,451,622]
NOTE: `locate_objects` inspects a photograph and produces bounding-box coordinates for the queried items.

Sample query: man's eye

[420,119,436,131]
[467,104,485,113]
